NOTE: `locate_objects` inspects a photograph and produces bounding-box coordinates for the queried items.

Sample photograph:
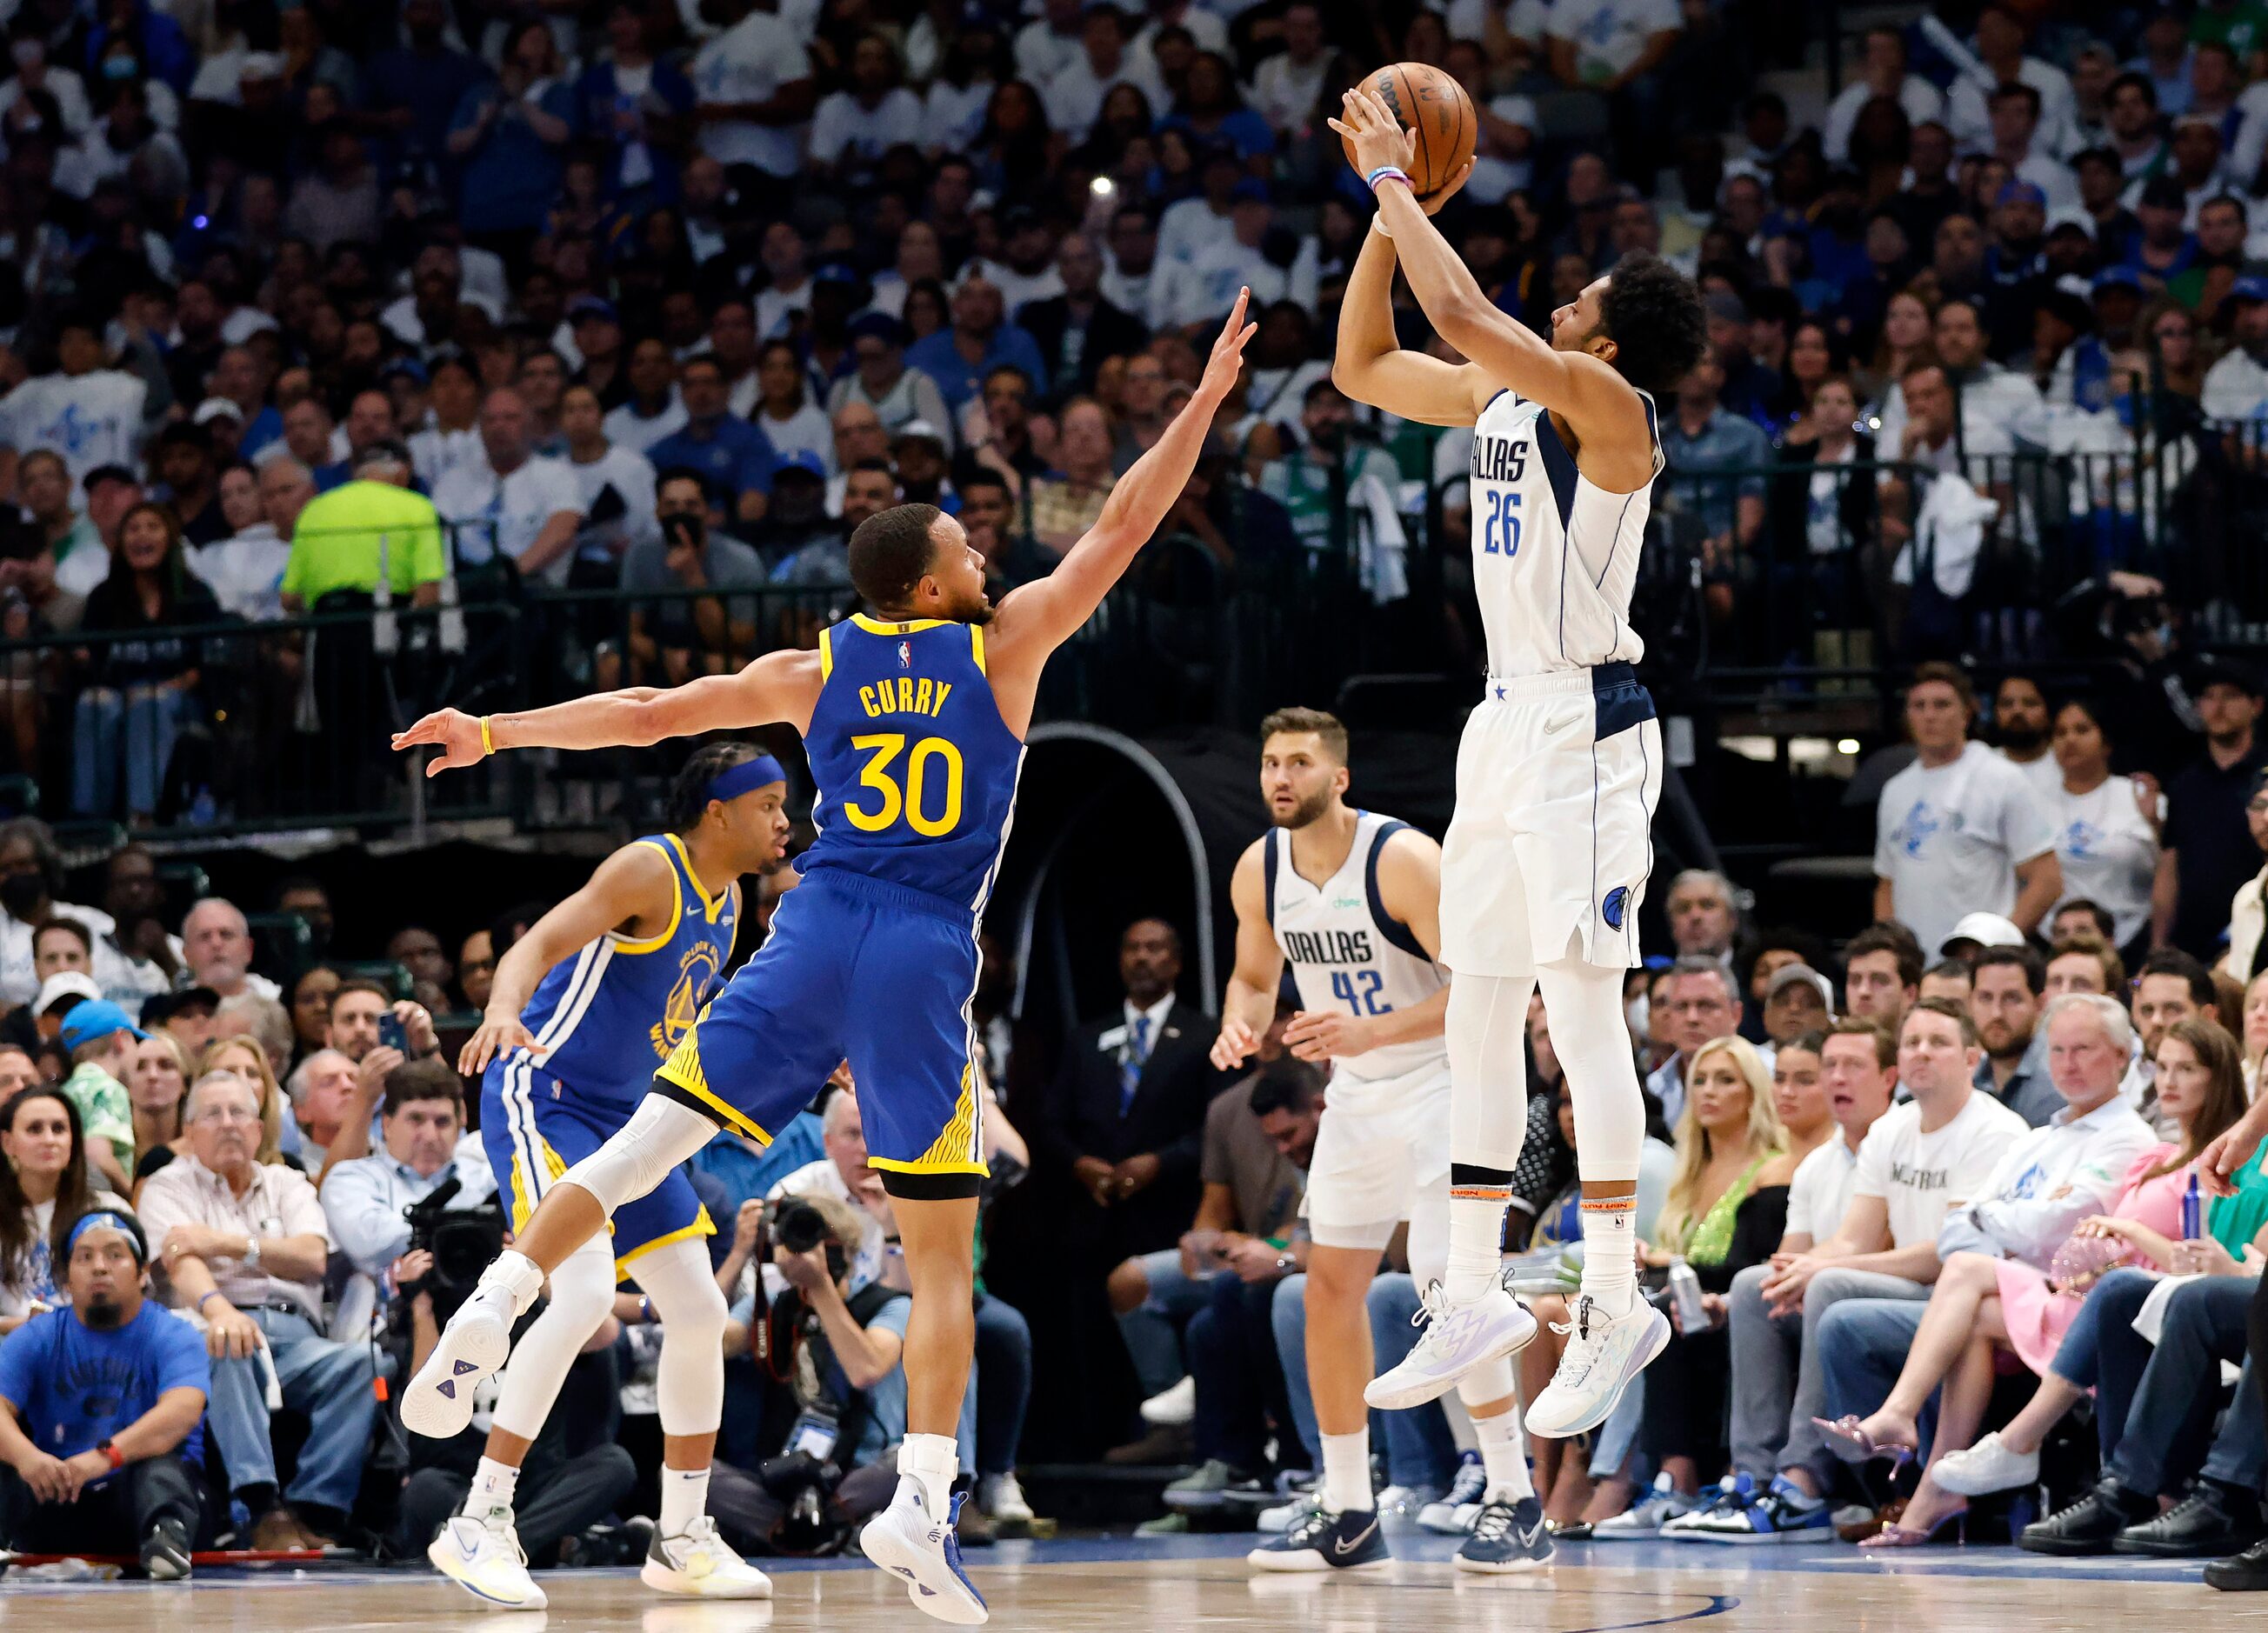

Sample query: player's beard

[1270,786,1335,830]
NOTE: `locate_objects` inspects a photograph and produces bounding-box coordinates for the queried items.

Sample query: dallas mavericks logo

[650,940,724,1058]
[897,641,911,670]
[1602,886,1629,930]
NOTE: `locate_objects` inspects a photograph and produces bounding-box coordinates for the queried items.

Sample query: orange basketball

[1342,63,1477,197]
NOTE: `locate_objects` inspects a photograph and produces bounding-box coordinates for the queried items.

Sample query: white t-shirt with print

[1874,741,2057,958]
[2046,774,2159,948]
[692,10,812,176]
[431,456,586,587]
[0,370,147,487]
[1851,1090,2028,1251]
[1545,0,1679,83]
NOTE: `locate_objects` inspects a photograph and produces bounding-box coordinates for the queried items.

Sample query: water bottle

[1666,1256,1706,1335]
[2182,1172,2203,1242]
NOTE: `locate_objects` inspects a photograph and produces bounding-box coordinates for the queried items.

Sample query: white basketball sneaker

[640,1515,772,1598]
[429,1506,546,1610]
[860,1490,989,1625]
[403,1285,515,1439]
[1524,1295,1671,1439]
[1364,1283,1538,1411]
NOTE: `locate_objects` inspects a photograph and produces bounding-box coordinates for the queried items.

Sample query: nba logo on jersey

[897,641,911,670]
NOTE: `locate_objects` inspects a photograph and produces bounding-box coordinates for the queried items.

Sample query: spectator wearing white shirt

[1247,1,1329,134]
[1989,673,2065,803]
[2042,697,2160,954]
[1014,0,1087,89]
[1823,27,1944,163]
[181,897,281,1004]
[1989,83,2081,212]
[1044,3,1164,144]
[750,227,810,344]
[405,354,484,493]
[1157,147,1243,266]
[559,383,658,573]
[0,312,151,490]
[749,339,833,471]
[0,37,90,138]
[1875,663,2063,961]
[1545,0,1679,182]
[604,337,688,456]
[190,457,307,622]
[964,209,1069,317]
[1945,6,2079,159]
[867,221,947,322]
[807,32,923,183]
[922,25,999,154]
[1150,179,1317,331]
[690,0,816,181]
[430,389,586,589]
[1102,203,1162,317]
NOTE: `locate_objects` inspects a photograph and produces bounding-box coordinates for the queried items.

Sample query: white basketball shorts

[1439,662,1663,977]
[1303,1059,1452,1251]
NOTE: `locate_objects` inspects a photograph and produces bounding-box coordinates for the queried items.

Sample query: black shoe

[1246,1505,1391,1572]
[2206,1536,2268,1590]
[2020,1482,2153,1556]
[140,1517,191,1581]
[2115,1483,2268,1558]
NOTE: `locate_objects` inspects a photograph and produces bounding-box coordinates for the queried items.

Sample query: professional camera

[397,1176,507,1322]
[767,1196,830,1256]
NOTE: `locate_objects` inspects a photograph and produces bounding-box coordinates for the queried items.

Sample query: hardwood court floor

[0,1532,2253,1632]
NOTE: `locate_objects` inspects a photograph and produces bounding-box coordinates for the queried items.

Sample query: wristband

[479,715,495,755]
[1364,164,1411,193]
[97,1438,123,1470]
[639,1296,654,1324]
[196,1290,224,1310]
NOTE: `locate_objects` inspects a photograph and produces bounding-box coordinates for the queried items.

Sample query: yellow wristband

[479,716,495,755]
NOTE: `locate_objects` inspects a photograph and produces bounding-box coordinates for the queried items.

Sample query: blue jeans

[1269,1271,1458,1489]
[204,1307,377,1513]
[858,1330,981,1475]
[1814,1296,1928,1444]
[1117,1247,1215,1397]
[1190,1270,1296,1472]
[72,684,186,819]
[2102,1274,2258,1497]
[972,1292,1031,1477]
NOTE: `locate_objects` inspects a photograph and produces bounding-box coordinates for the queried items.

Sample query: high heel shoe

[1856,1505,1967,1550]
[1810,1416,1918,1470]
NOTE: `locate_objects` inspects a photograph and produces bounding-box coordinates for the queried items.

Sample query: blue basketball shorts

[651,867,988,1199]
[482,1054,713,1276]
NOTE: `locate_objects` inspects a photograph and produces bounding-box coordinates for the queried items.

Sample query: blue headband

[69,1210,141,1261]
[708,755,787,806]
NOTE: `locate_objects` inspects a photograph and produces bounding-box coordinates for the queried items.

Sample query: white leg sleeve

[563,1095,719,1216]
[632,1236,730,1438]
[489,1233,617,1443]
[1446,973,1535,1170]
[1537,958,1646,1185]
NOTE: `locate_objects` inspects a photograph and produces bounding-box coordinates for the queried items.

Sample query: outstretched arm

[1331,87,1652,486]
[1331,173,1495,427]
[392,648,824,774]
[989,292,1256,663]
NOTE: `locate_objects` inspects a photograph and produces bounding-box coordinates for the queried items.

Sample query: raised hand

[1195,286,1257,404]
[1329,85,1416,183]
[391,708,489,777]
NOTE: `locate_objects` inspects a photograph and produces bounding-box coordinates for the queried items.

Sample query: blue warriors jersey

[803,613,1025,916]
[517,831,737,1108]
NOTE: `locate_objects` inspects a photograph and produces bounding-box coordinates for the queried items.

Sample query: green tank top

[1677,1153,1775,1267]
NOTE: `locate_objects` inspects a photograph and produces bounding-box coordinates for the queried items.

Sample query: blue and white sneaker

[860,1490,989,1624]
[402,1284,515,1439]
[1524,1295,1670,1440]
[1456,1495,1555,1574]
[1365,1283,1538,1411]
[1592,1472,1697,1539]
[1664,1474,1832,1544]
[1418,1451,1488,1535]
[1247,1506,1392,1572]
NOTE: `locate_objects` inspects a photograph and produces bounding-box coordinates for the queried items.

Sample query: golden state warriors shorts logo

[651,941,724,1058]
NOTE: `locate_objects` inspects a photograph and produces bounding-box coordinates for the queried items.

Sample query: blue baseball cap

[58,998,148,1052]
[812,261,867,287]
[2231,274,2268,303]
[1994,180,2046,208]
[2091,265,2144,294]
[1231,177,1271,205]
[772,449,826,479]
[568,295,620,325]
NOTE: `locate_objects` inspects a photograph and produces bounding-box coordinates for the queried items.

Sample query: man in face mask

[0,1211,210,1580]
[604,470,769,687]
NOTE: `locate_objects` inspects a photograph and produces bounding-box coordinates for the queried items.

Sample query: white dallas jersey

[1267,810,1448,1085]
[1467,387,1662,679]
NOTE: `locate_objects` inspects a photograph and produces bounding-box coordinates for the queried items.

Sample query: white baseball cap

[32,970,102,1017]
[1940,912,2025,955]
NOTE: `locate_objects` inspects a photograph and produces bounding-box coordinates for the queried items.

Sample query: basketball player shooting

[1329,85,1707,1438]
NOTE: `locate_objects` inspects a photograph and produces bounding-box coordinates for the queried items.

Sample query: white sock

[1578,1196,1638,1317]
[1471,1408,1532,1503]
[1444,1178,1511,1304]
[1321,1430,1372,1515]
[659,1465,710,1536]
[468,1456,519,1516]
[898,1432,959,1525]
[477,1249,546,1318]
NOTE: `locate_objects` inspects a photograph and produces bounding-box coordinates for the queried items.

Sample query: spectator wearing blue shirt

[1662,349,1771,590]
[0,1210,208,1580]
[648,357,777,527]
[85,0,194,97]
[448,21,580,257]
[904,275,1050,417]
[362,0,494,181]
[576,0,697,213]
[2124,173,2200,288]
[1160,52,1277,168]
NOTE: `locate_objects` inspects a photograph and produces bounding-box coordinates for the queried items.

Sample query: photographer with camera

[722,1189,918,1548]
[323,1060,497,1287]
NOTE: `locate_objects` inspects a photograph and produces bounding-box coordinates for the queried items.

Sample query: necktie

[1119,1015,1151,1116]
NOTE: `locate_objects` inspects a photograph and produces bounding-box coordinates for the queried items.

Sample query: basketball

[1342,63,1477,197]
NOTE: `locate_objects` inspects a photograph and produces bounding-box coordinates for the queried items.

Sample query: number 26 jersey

[1466,387,1663,681]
